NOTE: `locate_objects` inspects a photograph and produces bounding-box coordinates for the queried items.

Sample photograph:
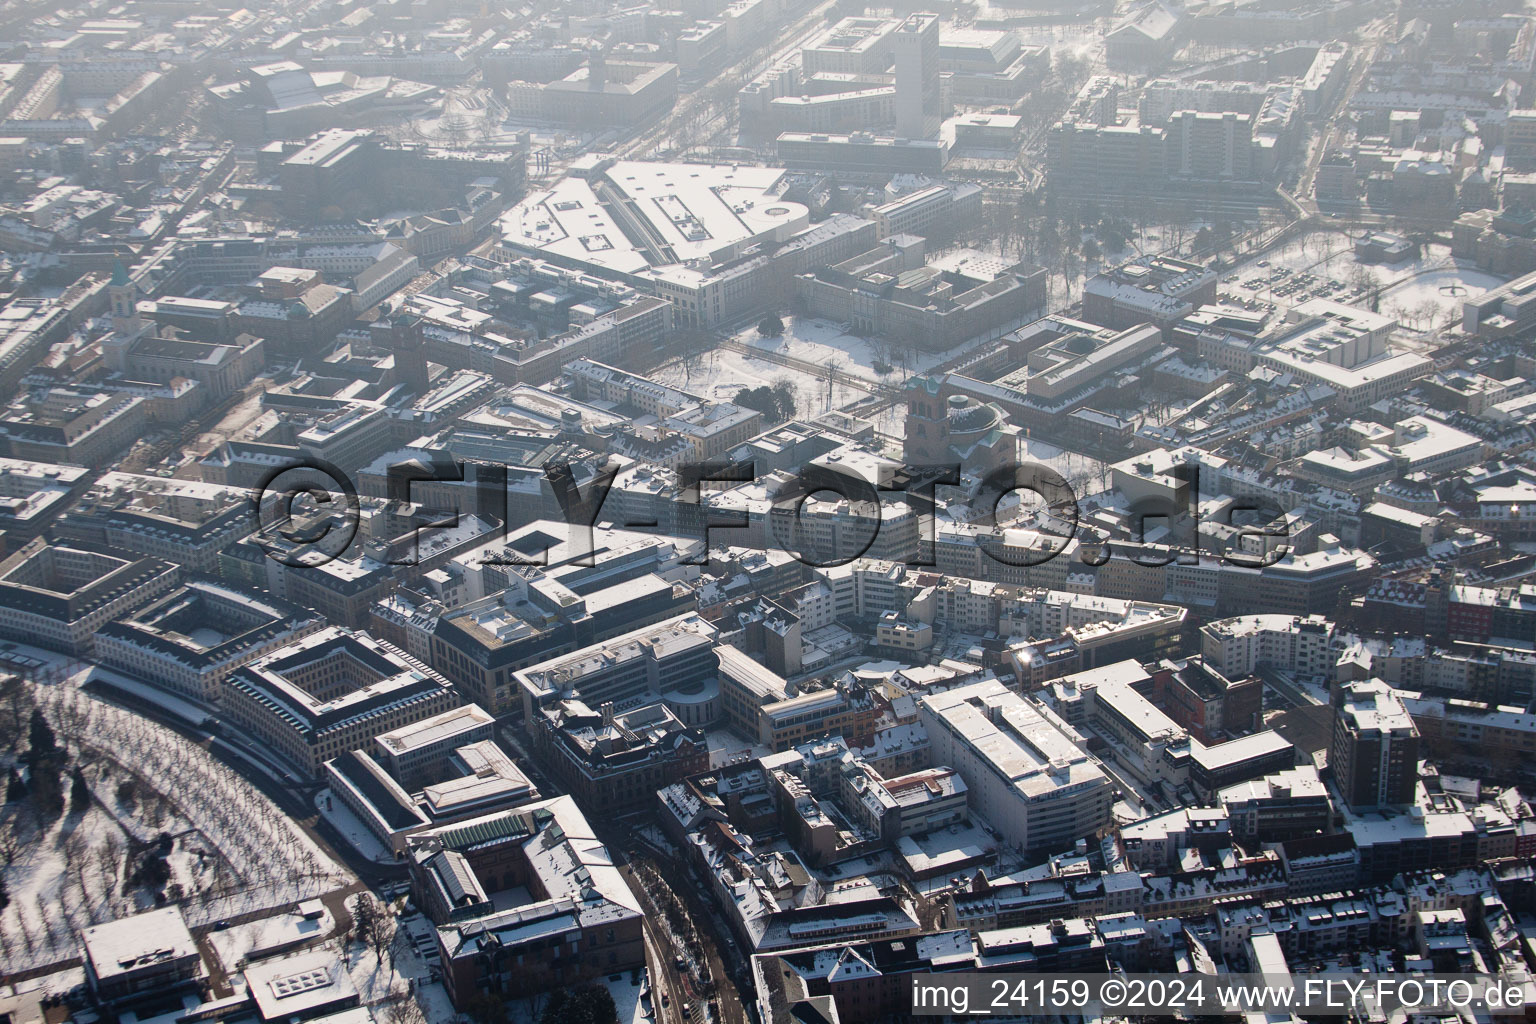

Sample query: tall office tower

[892,12,941,138]
[1166,110,1254,181]
[1330,680,1421,811]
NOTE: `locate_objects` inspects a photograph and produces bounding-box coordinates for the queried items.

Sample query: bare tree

[1348,264,1381,311]
[1413,298,1441,330]
[353,893,394,965]
[0,676,29,751]
[383,996,429,1024]
[65,829,90,912]
[1061,251,1083,303]
[98,832,123,895]
[17,907,35,954]
[0,822,20,866]
[34,893,55,948]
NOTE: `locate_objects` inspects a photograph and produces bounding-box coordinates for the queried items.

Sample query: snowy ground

[1006,18,1107,61]
[314,789,397,865]
[83,667,212,727]
[730,315,977,381]
[656,312,1049,430]
[1379,261,1505,329]
[72,664,308,790]
[406,90,609,173]
[651,345,873,418]
[1,647,352,974]
[0,799,215,971]
[1221,232,1508,334]
[1020,437,1114,493]
[870,403,906,439]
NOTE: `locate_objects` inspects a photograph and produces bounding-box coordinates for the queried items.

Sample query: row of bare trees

[0,677,351,973]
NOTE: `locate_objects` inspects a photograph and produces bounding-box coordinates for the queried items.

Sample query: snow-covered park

[0,653,351,975]
[729,316,974,380]
[651,314,1024,435]
[1220,230,1508,334]
[651,340,874,418]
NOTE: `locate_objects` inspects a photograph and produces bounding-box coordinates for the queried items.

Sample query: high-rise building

[1330,680,1420,811]
[1166,110,1255,181]
[892,13,941,138]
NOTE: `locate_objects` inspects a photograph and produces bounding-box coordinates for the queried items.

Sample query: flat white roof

[244,949,358,1020]
[1191,729,1293,770]
[1340,681,1416,733]
[920,680,1107,800]
[376,703,493,754]
[81,906,198,982]
[498,160,806,275]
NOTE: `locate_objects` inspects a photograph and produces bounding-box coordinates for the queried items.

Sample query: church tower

[903,374,950,465]
[103,258,149,373]
[392,313,430,396]
[108,259,143,331]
